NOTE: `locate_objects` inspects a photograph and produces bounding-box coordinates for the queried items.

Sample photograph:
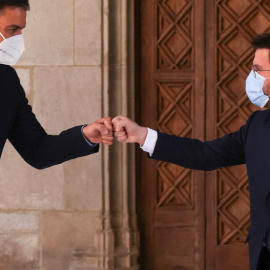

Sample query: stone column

[107,0,139,269]
[71,1,139,269]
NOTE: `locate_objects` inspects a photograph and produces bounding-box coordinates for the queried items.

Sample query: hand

[112,116,148,145]
[83,117,113,145]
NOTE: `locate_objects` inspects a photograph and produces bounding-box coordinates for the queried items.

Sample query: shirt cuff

[81,125,98,148]
[140,128,158,156]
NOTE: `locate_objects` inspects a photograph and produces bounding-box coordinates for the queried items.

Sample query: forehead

[0,6,26,28]
[253,48,270,66]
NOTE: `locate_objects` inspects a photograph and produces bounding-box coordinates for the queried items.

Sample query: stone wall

[0,0,110,270]
[0,0,140,269]
[2,0,266,269]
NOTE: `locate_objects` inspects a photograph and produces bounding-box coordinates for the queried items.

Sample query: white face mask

[245,70,270,108]
[0,32,25,66]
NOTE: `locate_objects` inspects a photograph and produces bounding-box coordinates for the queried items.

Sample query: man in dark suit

[0,0,113,169]
[112,34,270,270]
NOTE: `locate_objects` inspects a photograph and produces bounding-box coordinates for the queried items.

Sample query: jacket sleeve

[149,121,251,171]
[7,68,99,170]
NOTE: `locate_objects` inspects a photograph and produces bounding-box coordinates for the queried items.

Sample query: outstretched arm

[112,115,247,171]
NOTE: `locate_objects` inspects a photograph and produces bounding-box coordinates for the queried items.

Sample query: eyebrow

[5,24,25,29]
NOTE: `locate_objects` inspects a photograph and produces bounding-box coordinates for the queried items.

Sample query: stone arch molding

[70,1,139,269]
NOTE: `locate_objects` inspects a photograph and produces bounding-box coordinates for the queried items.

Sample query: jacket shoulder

[0,65,20,108]
[0,64,20,90]
[0,64,18,78]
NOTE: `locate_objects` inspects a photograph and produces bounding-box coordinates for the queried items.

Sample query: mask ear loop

[0,32,5,41]
[255,71,270,80]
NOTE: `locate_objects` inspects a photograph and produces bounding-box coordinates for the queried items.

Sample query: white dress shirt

[140,128,158,156]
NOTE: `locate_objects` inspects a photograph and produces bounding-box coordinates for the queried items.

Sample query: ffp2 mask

[0,32,25,66]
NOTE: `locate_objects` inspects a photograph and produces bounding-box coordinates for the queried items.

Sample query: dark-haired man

[113,33,270,270]
[246,34,270,109]
[0,0,113,169]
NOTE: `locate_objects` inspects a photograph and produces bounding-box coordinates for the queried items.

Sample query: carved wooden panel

[215,0,270,246]
[155,0,195,209]
[217,167,250,244]
[156,0,194,70]
[139,0,204,269]
[156,80,194,208]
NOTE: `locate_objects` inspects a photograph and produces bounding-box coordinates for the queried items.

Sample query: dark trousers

[257,246,270,270]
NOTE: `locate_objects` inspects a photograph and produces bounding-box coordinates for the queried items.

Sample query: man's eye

[8,28,18,33]
[252,66,260,72]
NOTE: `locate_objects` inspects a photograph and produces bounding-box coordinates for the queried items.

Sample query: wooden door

[205,1,270,269]
[137,0,270,270]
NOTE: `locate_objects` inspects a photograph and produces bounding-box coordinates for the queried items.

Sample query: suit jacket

[0,64,99,169]
[150,109,270,270]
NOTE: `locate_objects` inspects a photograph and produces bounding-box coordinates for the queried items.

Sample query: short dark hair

[0,0,30,11]
[252,33,270,62]
[252,33,270,50]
